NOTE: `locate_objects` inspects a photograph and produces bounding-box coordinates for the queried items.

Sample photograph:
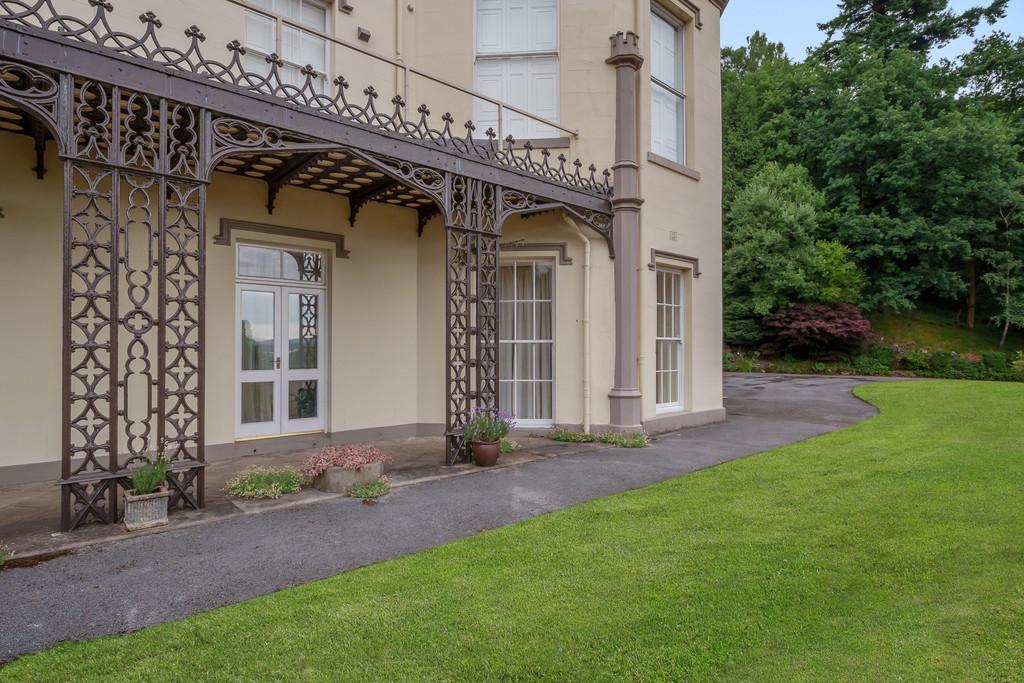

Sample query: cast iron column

[606,31,644,431]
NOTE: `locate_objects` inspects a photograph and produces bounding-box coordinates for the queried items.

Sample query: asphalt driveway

[0,373,881,663]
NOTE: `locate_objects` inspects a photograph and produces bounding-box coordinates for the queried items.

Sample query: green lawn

[4,381,1024,681]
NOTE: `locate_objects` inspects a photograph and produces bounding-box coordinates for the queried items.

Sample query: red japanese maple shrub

[763,303,875,358]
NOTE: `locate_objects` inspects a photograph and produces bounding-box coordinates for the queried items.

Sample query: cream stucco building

[0,0,726,530]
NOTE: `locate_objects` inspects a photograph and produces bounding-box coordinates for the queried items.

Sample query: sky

[720,0,1024,61]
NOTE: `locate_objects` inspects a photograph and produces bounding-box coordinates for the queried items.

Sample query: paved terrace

[0,374,883,662]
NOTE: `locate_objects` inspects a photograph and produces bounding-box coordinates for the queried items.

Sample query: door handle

[276,356,281,370]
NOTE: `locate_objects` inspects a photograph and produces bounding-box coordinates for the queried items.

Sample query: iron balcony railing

[0,0,611,196]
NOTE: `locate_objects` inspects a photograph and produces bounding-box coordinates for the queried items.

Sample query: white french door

[236,270,326,439]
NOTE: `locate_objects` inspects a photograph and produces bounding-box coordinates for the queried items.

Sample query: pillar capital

[606,31,645,71]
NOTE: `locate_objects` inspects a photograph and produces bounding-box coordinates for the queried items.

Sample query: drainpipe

[395,0,405,104]
[563,214,591,434]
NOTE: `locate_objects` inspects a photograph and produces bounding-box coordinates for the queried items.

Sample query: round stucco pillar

[606,31,644,431]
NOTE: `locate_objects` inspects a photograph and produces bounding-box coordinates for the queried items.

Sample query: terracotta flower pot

[471,440,501,467]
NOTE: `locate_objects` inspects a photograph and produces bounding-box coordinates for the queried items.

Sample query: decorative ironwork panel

[445,227,473,464]
[119,173,160,465]
[161,178,205,510]
[444,176,501,464]
[57,84,207,530]
[0,60,60,142]
[62,160,118,529]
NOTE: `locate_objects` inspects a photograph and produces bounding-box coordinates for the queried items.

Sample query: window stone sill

[647,152,701,181]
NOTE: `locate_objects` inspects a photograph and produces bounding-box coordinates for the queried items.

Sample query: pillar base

[608,388,643,432]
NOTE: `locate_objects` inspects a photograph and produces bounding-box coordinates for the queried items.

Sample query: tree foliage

[724,163,862,345]
[722,1,1024,347]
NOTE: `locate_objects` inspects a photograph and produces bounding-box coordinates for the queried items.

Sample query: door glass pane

[239,245,281,279]
[241,290,275,370]
[283,251,323,282]
[516,264,533,300]
[516,381,536,419]
[538,344,552,380]
[289,293,319,369]
[288,380,318,420]
[499,343,514,380]
[538,382,552,419]
[516,302,534,339]
[535,263,553,300]
[241,382,274,423]
[516,343,536,380]
[536,302,552,340]
[500,265,515,300]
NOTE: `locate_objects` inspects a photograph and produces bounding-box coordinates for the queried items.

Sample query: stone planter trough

[123,488,171,531]
[312,461,384,493]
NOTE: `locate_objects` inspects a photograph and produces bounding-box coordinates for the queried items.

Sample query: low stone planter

[312,461,384,493]
[123,488,171,531]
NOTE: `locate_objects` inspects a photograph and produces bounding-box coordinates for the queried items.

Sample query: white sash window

[245,0,329,93]
[499,261,555,425]
[650,8,686,164]
[474,0,560,140]
[656,268,684,410]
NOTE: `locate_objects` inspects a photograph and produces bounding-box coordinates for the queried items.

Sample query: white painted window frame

[650,5,687,165]
[655,267,684,412]
[499,259,556,428]
[473,0,561,140]
[234,243,329,439]
[244,0,331,92]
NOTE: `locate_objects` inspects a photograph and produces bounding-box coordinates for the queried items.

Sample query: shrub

[763,303,874,358]
[549,429,596,443]
[0,544,10,568]
[349,478,391,501]
[1014,351,1024,370]
[300,445,392,480]
[981,351,1011,370]
[463,408,516,443]
[598,432,650,448]
[851,344,896,376]
[499,439,519,454]
[131,460,167,495]
[225,467,303,499]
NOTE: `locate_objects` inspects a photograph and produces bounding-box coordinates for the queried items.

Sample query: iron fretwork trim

[0,0,613,204]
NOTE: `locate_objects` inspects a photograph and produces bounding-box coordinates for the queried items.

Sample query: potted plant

[463,407,516,467]
[300,444,392,494]
[123,459,170,531]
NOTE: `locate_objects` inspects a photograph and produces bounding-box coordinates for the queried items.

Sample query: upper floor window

[650,8,685,164]
[474,0,560,140]
[244,0,329,92]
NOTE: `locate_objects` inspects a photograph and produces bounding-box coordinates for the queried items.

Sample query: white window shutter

[477,0,504,54]
[506,0,528,53]
[527,56,558,138]
[527,0,558,52]
[473,59,505,135]
[505,57,528,139]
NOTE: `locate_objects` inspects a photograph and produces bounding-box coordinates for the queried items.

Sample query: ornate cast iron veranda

[0,0,614,530]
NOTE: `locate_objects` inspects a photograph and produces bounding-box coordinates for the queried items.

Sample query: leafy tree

[960,31,1024,120]
[978,196,1024,347]
[721,32,806,218]
[816,0,1007,59]
[724,163,862,345]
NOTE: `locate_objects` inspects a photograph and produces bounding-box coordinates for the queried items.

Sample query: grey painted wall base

[643,407,727,435]
[0,423,447,486]
[0,413,725,487]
